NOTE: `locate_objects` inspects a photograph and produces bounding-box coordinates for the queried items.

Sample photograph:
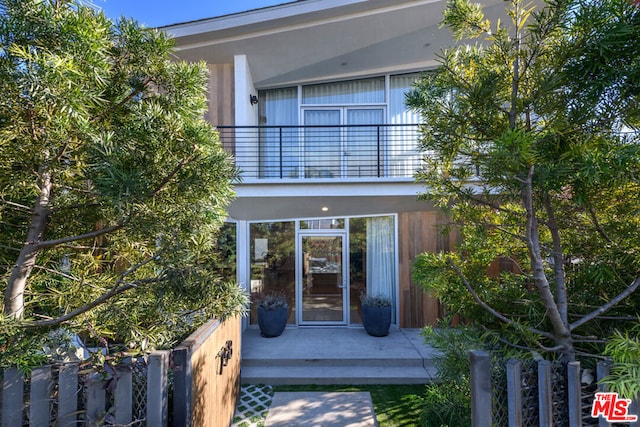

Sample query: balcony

[216,124,421,181]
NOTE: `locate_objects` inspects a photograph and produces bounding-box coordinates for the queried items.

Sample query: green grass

[273,384,426,426]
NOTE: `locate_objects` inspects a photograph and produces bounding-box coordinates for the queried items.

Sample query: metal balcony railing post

[377,126,382,178]
[279,127,283,179]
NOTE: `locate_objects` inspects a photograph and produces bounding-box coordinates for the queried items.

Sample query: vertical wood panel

[398,210,454,327]
[2,368,24,426]
[470,350,493,427]
[57,363,78,427]
[147,351,170,427]
[206,64,234,127]
[30,366,53,427]
[207,64,219,124]
[114,361,133,425]
[85,372,106,425]
[567,361,582,427]
[221,63,234,126]
[537,361,553,427]
[506,359,523,427]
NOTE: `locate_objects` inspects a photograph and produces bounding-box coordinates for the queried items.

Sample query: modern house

[163,0,505,330]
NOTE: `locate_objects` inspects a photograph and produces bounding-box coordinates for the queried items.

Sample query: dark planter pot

[258,305,288,338]
[362,304,391,337]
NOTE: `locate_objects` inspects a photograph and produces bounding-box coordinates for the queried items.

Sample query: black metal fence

[216,124,422,180]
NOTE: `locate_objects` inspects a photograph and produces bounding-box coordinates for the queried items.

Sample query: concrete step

[241,364,438,385]
[241,355,431,368]
[240,327,439,385]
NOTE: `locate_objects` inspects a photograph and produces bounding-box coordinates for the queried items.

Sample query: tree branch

[543,192,568,325]
[448,259,555,339]
[34,223,124,250]
[114,251,163,288]
[569,277,640,331]
[1,199,34,212]
[90,77,152,123]
[32,265,80,282]
[26,277,164,328]
[148,150,198,198]
[586,203,614,244]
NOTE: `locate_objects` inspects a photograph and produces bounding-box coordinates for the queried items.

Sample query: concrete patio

[240,327,439,385]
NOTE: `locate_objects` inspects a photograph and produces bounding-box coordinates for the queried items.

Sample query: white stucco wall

[234,54,259,177]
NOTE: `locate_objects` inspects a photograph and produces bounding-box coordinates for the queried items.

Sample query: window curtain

[366,216,395,301]
[389,73,421,176]
[346,109,384,177]
[303,110,341,177]
[259,88,298,178]
[302,77,384,104]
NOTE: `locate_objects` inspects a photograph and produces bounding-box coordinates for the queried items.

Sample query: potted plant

[257,292,288,338]
[360,294,392,337]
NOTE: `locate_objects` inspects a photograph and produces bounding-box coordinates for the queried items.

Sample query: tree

[0,0,247,359]
[407,0,640,361]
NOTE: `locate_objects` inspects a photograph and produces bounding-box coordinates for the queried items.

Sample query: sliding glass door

[303,107,385,178]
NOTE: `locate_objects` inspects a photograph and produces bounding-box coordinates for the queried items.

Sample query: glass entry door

[298,234,347,324]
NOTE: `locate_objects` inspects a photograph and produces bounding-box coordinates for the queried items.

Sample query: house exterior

[163,0,504,329]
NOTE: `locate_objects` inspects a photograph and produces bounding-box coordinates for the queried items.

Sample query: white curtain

[302,77,385,104]
[389,73,421,176]
[259,87,298,178]
[366,216,395,298]
[346,109,384,177]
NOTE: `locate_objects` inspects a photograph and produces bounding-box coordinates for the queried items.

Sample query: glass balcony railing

[216,124,422,180]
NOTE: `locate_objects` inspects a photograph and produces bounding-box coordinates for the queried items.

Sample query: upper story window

[259,74,421,126]
[302,77,385,104]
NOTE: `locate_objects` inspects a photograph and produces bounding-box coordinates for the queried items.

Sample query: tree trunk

[523,167,574,361]
[4,171,52,318]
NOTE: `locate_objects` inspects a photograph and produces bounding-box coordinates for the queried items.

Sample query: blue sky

[94,0,289,28]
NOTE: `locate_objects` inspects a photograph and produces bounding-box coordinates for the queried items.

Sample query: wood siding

[207,64,234,126]
[398,210,457,328]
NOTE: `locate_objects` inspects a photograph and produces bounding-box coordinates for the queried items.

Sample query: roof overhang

[225,180,435,220]
[164,0,508,88]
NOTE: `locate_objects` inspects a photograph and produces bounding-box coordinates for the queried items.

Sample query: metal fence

[1,351,170,426]
[216,124,422,180]
[470,350,638,427]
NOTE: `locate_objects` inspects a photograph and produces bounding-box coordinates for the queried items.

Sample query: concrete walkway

[265,392,377,426]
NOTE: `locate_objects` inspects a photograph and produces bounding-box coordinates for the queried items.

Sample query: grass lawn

[272,384,426,426]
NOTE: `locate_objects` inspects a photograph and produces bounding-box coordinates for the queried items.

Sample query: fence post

[148,350,170,427]
[2,367,24,426]
[58,363,79,427]
[629,397,640,427]
[506,359,523,427]
[173,347,192,427]
[30,365,53,427]
[85,371,106,424]
[114,360,133,425]
[538,360,553,427]
[470,350,492,427]
[596,360,612,427]
[567,361,582,426]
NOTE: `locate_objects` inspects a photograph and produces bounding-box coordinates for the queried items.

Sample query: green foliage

[408,0,640,357]
[412,326,485,427]
[0,0,247,367]
[600,322,640,399]
[257,292,288,310]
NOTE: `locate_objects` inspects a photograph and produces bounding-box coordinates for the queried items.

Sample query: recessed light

[321,207,329,212]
